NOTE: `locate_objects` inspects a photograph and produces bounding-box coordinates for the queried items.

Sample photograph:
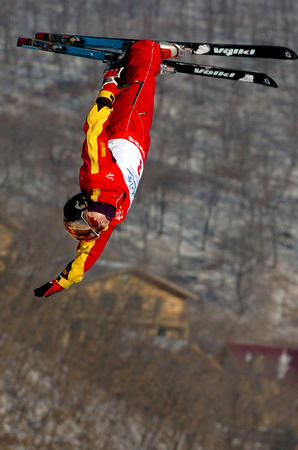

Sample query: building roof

[91,266,198,300]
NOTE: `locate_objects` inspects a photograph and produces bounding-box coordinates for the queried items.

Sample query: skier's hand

[101,67,125,95]
[34,280,64,298]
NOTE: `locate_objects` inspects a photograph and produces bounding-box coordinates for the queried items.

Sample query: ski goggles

[64,210,102,241]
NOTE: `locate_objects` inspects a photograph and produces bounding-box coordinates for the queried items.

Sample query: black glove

[34,280,64,298]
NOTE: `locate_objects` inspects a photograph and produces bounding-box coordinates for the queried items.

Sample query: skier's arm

[57,223,116,289]
[34,223,116,297]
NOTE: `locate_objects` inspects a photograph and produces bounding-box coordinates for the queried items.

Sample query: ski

[17,37,120,63]
[161,61,278,87]
[17,37,277,87]
[17,37,278,87]
[35,32,297,60]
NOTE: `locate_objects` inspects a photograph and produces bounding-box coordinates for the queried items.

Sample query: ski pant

[106,40,161,160]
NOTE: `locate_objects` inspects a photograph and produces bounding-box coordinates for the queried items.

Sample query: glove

[101,67,125,95]
[34,280,64,298]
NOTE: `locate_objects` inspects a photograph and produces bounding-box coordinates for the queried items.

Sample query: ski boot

[159,42,191,75]
[160,42,182,60]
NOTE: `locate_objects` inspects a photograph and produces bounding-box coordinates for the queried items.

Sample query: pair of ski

[17,32,297,88]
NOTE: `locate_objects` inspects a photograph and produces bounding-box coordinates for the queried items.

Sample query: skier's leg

[106,40,161,158]
[124,40,161,83]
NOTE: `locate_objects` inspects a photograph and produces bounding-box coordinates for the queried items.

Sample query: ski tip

[264,76,278,88]
[285,48,297,59]
[270,81,278,88]
[240,72,278,88]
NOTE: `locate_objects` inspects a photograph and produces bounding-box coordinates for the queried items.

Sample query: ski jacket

[56,40,161,290]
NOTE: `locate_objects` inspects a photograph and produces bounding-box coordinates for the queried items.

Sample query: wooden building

[83,267,198,340]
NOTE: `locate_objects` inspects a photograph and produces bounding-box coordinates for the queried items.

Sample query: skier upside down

[35,40,179,297]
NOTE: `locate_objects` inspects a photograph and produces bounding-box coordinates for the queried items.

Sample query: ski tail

[17,37,119,62]
[35,32,132,51]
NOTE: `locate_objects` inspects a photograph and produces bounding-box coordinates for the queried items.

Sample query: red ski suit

[57,41,161,289]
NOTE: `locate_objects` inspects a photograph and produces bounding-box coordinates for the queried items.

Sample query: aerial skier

[34,40,180,297]
[28,35,296,298]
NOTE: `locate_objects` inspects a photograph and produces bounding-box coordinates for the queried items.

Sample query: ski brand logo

[194,68,235,78]
[194,44,211,55]
[214,47,256,56]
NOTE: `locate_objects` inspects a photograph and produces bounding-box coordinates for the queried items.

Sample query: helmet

[63,193,100,241]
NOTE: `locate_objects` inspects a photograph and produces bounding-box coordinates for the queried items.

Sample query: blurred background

[0,0,297,448]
